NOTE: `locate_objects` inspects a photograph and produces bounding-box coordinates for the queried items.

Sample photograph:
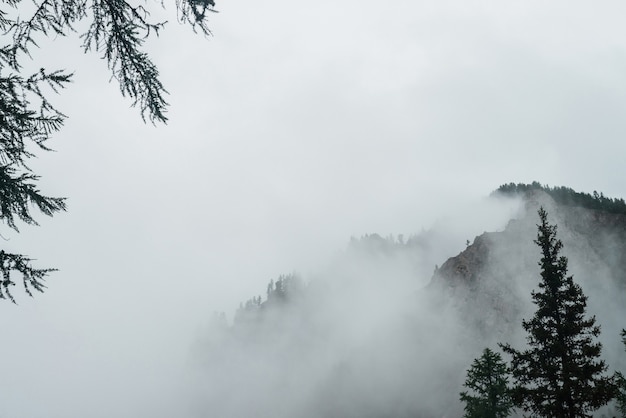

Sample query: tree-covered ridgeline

[493,182,626,215]
[219,207,626,417]
[234,273,304,325]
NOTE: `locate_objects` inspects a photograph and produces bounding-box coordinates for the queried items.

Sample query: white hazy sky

[1,1,626,417]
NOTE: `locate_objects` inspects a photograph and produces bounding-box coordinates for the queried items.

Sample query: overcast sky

[2,0,626,417]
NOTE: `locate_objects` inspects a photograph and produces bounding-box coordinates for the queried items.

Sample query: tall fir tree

[500,207,615,417]
[460,347,513,418]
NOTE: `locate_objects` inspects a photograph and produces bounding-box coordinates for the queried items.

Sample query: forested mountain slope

[432,188,626,339]
[188,185,626,418]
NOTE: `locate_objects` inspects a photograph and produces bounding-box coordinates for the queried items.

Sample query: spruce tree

[460,347,513,418]
[501,207,615,417]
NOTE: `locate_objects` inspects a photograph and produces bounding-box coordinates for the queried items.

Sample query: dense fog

[180,192,626,418]
[2,187,626,417]
[2,0,626,417]
[182,196,519,418]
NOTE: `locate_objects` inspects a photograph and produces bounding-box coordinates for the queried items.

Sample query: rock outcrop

[430,189,626,343]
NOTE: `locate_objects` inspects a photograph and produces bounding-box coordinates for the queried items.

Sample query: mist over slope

[433,187,626,342]
[187,186,626,418]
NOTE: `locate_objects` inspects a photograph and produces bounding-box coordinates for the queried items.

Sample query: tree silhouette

[501,207,616,417]
[616,329,626,417]
[460,347,513,418]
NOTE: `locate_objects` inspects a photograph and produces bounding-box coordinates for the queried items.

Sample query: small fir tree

[501,207,616,417]
[460,347,513,418]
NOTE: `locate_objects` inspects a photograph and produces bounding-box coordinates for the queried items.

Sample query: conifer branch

[0,250,54,303]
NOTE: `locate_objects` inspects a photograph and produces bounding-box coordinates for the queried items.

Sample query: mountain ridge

[191,183,626,418]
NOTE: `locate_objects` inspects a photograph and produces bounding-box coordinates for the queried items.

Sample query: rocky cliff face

[430,189,626,347]
[191,187,626,418]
